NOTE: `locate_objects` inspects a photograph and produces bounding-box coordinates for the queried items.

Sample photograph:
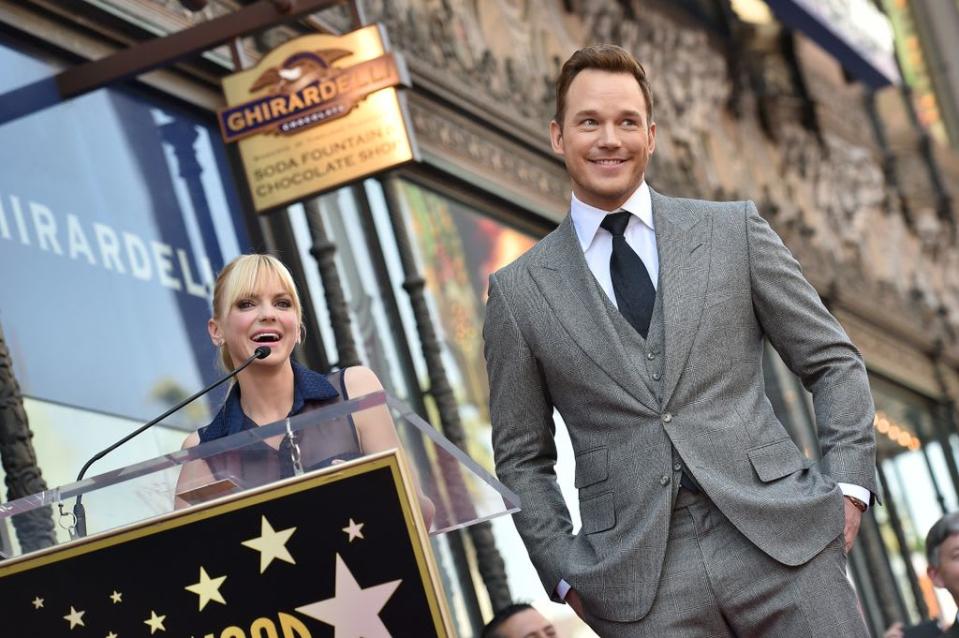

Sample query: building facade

[2,1,959,636]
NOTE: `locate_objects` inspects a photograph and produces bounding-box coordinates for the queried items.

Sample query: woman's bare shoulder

[342,366,384,395]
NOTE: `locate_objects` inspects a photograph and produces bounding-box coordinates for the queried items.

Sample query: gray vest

[596,279,692,491]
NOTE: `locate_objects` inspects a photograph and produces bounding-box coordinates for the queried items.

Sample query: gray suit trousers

[583,488,869,638]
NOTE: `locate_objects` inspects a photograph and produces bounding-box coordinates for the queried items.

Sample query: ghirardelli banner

[219,25,417,212]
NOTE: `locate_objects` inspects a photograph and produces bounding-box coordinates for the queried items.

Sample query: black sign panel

[1,454,447,637]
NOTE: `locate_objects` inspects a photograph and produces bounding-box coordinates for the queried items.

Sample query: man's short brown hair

[554,44,653,127]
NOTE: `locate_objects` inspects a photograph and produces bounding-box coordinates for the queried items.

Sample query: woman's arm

[344,366,436,530]
[173,431,217,510]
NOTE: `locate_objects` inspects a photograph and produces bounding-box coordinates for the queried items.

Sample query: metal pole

[932,351,959,505]
[860,502,911,628]
[877,461,929,620]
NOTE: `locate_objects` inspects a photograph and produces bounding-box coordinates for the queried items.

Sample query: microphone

[60,346,272,538]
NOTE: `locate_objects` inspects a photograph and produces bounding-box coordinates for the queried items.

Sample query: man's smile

[590,158,629,167]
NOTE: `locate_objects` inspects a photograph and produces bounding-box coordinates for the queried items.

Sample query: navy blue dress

[197,361,362,484]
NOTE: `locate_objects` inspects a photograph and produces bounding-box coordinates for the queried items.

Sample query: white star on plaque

[63,606,85,629]
[342,518,365,542]
[295,554,401,638]
[241,515,296,573]
[144,609,166,634]
[185,566,227,610]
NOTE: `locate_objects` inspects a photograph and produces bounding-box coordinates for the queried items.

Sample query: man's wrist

[844,494,867,513]
[838,482,871,510]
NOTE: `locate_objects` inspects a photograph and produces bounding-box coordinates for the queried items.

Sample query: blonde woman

[175,254,433,527]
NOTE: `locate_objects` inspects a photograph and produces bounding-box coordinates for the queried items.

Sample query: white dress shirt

[570,181,659,304]
[555,182,868,601]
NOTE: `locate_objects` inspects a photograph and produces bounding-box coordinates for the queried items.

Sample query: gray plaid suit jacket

[483,189,877,623]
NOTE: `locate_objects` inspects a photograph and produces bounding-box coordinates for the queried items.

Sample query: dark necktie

[600,211,656,339]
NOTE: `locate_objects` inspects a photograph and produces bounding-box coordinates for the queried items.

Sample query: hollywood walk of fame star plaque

[0,450,454,636]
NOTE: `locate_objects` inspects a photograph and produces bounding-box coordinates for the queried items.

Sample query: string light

[873,411,921,451]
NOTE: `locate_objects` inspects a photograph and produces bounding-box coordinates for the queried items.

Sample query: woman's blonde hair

[211,254,304,371]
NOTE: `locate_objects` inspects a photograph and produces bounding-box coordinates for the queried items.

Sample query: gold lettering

[250,617,279,638]
[227,112,246,132]
[269,98,287,117]
[221,627,245,638]
[244,104,264,126]
[286,92,305,112]
[278,613,311,638]
[318,80,337,101]
[301,86,320,106]
[336,73,351,94]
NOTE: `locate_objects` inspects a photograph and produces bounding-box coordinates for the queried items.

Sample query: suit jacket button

[662,412,672,423]
[660,475,670,486]
[674,462,682,471]
[647,352,656,360]
[652,372,661,380]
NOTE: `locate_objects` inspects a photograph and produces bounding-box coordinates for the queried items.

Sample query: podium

[0,390,518,636]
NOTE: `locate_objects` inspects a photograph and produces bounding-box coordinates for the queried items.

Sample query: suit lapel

[652,189,711,407]
[529,216,659,412]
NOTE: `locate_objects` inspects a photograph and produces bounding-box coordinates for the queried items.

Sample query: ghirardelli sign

[218,49,403,143]
[219,25,417,212]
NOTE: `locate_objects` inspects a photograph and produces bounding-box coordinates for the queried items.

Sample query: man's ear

[549,119,565,156]
[929,564,946,588]
[648,120,656,155]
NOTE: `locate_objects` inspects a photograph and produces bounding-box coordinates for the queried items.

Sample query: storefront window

[0,37,248,552]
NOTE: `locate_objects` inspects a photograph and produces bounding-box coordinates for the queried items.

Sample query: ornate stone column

[0,322,55,553]
[303,197,361,369]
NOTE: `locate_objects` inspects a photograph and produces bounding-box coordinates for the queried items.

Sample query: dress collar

[199,360,339,440]
[570,181,653,252]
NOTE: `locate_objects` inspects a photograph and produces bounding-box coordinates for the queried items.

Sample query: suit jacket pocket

[747,438,806,482]
[574,447,609,488]
[579,491,616,534]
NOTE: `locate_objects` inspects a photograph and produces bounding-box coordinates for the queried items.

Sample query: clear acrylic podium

[0,392,519,636]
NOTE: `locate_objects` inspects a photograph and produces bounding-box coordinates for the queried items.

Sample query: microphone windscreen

[254,346,272,359]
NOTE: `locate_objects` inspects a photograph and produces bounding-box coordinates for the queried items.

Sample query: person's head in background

[481,603,558,638]
[927,511,959,603]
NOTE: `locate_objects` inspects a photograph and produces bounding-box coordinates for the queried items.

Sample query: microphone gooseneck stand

[58,346,272,539]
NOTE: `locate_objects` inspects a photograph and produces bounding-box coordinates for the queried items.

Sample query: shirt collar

[570,181,653,252]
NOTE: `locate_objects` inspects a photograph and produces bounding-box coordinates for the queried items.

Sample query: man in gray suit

[484,44,877,636]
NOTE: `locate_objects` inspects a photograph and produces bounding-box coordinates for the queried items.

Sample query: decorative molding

[407,94,569,220]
